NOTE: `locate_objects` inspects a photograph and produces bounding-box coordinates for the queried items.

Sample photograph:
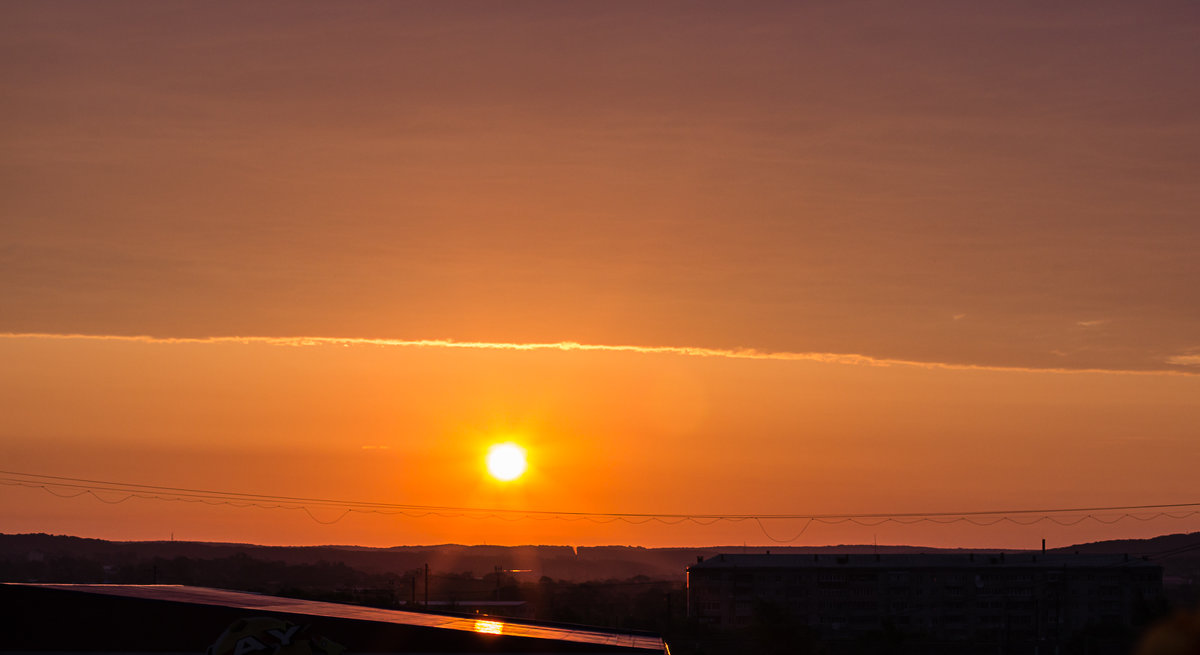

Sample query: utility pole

[424,563,430,607]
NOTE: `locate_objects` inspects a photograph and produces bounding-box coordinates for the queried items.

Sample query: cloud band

[1,332,1196,376]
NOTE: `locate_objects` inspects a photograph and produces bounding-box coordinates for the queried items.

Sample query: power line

[2,470,1199,542]
[5,470,1200,520]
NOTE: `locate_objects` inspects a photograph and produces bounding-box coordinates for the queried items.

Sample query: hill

[2,531,1197,584]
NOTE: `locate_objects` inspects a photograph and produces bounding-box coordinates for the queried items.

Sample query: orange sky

[1,2,1199,548]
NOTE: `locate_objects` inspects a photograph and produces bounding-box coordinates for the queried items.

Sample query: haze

[2,1,1198,548]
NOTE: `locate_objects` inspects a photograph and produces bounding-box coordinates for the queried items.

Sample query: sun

[485,442,527,482]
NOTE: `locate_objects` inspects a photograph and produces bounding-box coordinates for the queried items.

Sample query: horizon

[12,528,1199,556]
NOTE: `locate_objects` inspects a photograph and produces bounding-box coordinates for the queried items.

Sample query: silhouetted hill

[0,534,990,582]
[1049,532,1199,557]
[3,531,1198,584]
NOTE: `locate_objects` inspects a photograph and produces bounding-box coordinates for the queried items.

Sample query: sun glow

[473,619,504,635]
[486,443,527,482]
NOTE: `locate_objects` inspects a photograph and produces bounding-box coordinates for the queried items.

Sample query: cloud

[1076,320,1109,328]
[1166,354,1200,367]
[0,332,1194,377]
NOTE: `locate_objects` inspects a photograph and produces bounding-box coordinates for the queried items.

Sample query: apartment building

[687,552,1161,649]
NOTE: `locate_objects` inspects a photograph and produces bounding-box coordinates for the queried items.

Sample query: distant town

[4,531,1198,654]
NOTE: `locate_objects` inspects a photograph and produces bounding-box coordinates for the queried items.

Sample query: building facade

[687,552,1162,649]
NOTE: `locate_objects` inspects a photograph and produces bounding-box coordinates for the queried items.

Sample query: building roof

[689,552,1158,570]
[4,583,665,653]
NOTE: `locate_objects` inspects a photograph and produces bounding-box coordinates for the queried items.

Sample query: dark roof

[5,583,664,652]
[689,552,1158,570]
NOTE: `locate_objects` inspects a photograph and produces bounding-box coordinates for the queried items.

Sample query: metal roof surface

[7,583,665,652]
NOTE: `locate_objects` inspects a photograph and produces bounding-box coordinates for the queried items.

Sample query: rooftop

[4,583,665,652]
[689,552,1158,570]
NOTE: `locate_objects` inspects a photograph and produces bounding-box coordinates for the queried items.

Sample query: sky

[2,1,1199,549]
